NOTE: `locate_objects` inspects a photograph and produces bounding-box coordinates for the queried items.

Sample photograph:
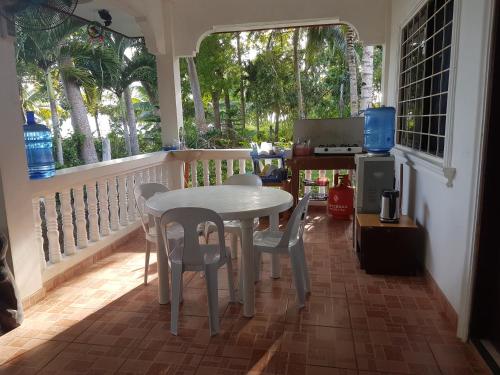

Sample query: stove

[314,144,363,155]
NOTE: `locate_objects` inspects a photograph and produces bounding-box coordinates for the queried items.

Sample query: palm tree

[306,24,360,116]
[292,27,305,119]
[186,56,208,133]
[16,20,82,165]
[360,46,374,111]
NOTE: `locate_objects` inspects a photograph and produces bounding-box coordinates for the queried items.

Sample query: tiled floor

[0,208,491,374]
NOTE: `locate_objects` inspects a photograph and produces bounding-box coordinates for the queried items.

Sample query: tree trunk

[211,90,221,130]
[224,88,232,132]
[141,81,160,117]
[236,32,246,129]
[274,110,280,142]
[102,136,111,161]
[94,113,102,140]
[293,28,305,119]
[186,57,208,133]
[44,69,64,165]
[256,110,260,140]
[123,86,140,155]
[59,56,98,164]
[346,29,359,117]
[360,45,374,111]
[119,95,131,156]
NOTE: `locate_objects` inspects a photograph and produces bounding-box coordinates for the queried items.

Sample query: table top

[356,213,417,229]
[145,185,293,220]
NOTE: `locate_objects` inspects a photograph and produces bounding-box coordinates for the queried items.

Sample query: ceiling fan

[0,0,79,31]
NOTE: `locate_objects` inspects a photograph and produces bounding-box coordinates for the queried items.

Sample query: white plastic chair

[253,193,311,307]
[160,207,236,336]
[221,174,262,258]
[134,183,184,285]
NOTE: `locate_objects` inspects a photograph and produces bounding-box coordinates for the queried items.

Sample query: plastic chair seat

[169,244,231,270]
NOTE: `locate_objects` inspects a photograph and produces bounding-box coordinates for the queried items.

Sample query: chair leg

[230,233,239,259]
[144,239,151,285]
[298,241,311,294]
[170,265,183,335]
[204,265,220,336]
[226,258,237,302]
[290,250,306,308]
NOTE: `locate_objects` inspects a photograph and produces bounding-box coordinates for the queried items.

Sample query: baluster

[44,194,62,263]
[32,198,46,271]
[202,160,210,186]
[238,159,246,174]
[118,175,128,227]
[87,182,100,242]
[161,164,168,186]
[98,179,110,236]
[318,170,326,195]
[74,186,88,248]
[304,170,312,194]
[215,160,222,185]
[155,165,162,184]
[108,176,120,231]
[134,171,142,216]
[127,173,136,222]
[149,167,156,183]
[227,159,234,178]
[60,189,76,255]
[190,161,198,187]
[142,168,150,183]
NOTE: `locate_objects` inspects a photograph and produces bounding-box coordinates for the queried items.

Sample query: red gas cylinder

[328,175,354,220]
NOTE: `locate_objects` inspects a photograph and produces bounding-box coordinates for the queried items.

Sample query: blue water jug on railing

[364,107,396,154]
[23,112,55,179]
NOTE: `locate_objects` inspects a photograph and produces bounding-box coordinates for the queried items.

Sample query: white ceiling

[74,0,144,38]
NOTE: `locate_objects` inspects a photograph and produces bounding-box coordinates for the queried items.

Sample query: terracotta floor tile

[353,329,440,374]
[286,296,350,328]
[280,324,356,369]
[0,210,491,374]
[116,350,202,374]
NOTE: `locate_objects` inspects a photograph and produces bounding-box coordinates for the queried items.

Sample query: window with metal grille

[397,0,454,158]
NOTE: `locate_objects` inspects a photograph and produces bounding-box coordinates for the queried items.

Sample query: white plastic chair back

[134,183,168,234]
[160,207,227,267]
[277,193,311,248]
[223,174,262,186]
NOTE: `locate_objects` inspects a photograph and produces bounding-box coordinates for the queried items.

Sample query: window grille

[397,0,454,158]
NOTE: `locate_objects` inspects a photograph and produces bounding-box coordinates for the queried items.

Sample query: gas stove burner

[314,144,363,155]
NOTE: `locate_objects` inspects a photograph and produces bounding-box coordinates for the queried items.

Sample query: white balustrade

[215,160,222,185]
[190,161,198,187]
[238,159,246,174]
[87,182,100,242]
[305,170,312,194]
[227,159,234,178]
[60,189,76,255]
[30,152,169,278]
[98,179,110,236]
[319,170,326,194]
[202,160,210,186]
[44,193,62,264]
[32,198,46,270]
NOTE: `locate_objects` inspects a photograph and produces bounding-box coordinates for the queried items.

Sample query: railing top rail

[30,152,168,196]
[167,149,252,162]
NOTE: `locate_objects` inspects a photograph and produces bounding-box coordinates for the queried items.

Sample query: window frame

[393,0,460,185]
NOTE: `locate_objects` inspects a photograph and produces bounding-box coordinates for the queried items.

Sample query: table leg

[270,213,281,279]
[291,165,299,207]
[155,216,170,304]
[240,218,255,317]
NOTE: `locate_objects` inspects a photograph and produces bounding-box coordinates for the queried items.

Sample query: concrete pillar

[0,23,43,300]
[155,52,183,148]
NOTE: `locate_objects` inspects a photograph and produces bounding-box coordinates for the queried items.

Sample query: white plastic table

[145,185,293,317]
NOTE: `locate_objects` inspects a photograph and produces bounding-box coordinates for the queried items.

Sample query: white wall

[386,0,493,336]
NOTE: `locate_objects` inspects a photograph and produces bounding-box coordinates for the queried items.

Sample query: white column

[190,161,198,187]
[215,160,222,185]
[227,160,234,178]
[0,25,43,298]
[60,189,76,255]
[156,52,183,147]
[238,159,246,174]
[74,186,88,249]
[87,182,100,242]
[98,179,110,236]
[202,160,210,186]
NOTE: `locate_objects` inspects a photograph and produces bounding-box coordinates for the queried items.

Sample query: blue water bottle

[364,107,396,154]
[23,112,56,179]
